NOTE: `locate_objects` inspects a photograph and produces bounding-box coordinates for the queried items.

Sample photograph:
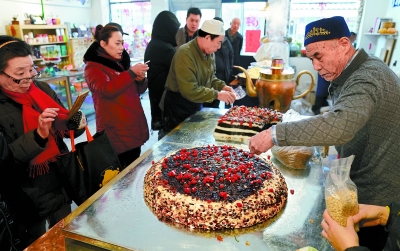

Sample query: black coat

[225,29,243,68]
[214,37,234,83]
[144,11,180,127]
[0,81,71,227]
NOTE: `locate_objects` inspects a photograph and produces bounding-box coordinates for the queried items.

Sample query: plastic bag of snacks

[325,155,359,228]
[271,146,314,169]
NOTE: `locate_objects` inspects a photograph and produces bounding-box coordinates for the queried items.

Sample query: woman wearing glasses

[0,35,86,249]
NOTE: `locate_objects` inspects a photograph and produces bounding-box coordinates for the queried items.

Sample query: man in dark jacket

[175,7,201,49]
[225,17,243,76]
[203,17,234,109]
[144,11,180,130]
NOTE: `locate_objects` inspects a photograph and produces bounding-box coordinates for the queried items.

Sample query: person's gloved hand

[66,110,87,130]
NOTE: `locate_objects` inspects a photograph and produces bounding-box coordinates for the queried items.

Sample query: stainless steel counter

[63,108,334,251]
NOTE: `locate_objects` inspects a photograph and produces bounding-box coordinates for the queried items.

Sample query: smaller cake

[214,106,282,142]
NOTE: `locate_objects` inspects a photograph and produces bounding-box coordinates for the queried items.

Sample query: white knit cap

[200,19,225,36]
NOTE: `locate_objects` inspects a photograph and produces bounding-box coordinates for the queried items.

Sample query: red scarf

[2,83,69,177]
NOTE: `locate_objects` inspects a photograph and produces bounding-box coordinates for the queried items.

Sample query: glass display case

[38,71,95,117]
[69,75,94,117]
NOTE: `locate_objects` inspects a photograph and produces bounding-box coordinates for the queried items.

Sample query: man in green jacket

[161,19,236,134]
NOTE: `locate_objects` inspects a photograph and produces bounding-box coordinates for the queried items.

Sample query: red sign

[245,30,261,53]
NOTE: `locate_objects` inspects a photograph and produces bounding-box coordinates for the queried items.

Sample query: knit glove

[66,110,87,130]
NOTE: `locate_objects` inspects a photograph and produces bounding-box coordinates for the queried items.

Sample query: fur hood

[83,40,131,72]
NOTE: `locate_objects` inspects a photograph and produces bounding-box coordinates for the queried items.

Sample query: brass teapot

[235,58,315,112]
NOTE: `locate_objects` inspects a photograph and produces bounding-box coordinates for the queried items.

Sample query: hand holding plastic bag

[325,155,359,228]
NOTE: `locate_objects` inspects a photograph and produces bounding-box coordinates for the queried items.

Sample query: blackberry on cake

[144,145,288,230]
[214,106,282,142]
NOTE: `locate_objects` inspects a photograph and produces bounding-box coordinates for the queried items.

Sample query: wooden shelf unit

[5,24,71,65]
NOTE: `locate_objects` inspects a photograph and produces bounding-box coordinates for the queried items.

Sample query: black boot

[151,120,163,131]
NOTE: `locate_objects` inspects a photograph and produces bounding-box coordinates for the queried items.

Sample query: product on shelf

[40,45,61,61]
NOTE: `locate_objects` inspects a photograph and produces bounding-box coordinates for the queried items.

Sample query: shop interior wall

[90,0,110,27]
[0,0,106,35]
[151,0,169,23]
[358,0,399,74]
[385,3,400,74]
[357,0,389,52]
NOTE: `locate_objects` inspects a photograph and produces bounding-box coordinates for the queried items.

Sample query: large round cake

[144,145,288,230]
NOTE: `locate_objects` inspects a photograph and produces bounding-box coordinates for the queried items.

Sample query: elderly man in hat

[248,16,400,250]
[160,19,236,135]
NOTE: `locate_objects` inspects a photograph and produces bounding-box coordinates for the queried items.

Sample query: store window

[222,0,362,54]
[289,0,361,49]
[221,2,267,54]
[109,0,152,58]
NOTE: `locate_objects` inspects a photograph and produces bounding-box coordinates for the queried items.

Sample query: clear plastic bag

[325,155,359,227]
[271,146,314,169]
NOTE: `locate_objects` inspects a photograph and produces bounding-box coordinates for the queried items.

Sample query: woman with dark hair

[0,35,86,249]
[84,23,149,168]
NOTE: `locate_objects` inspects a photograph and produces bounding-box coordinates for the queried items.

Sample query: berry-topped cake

[143,145,288,230]
[214,106,283,142]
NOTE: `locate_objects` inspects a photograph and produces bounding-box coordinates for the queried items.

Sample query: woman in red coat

[84,24,149,168]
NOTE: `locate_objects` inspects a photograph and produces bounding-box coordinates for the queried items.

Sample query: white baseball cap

[200,19,225,36]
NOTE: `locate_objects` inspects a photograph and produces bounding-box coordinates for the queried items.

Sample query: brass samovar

[235,58,315,112]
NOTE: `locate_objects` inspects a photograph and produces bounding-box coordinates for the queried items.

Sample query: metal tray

[63,108,334,251]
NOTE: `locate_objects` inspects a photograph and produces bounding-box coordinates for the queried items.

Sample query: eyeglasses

[2,71,41,84]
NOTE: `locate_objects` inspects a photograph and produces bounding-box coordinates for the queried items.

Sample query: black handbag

[56,128,122,205]
[0,195,22,251]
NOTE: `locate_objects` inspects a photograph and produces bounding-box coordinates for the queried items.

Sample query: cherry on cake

[144,145,288,230]
[214,106,282,142]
